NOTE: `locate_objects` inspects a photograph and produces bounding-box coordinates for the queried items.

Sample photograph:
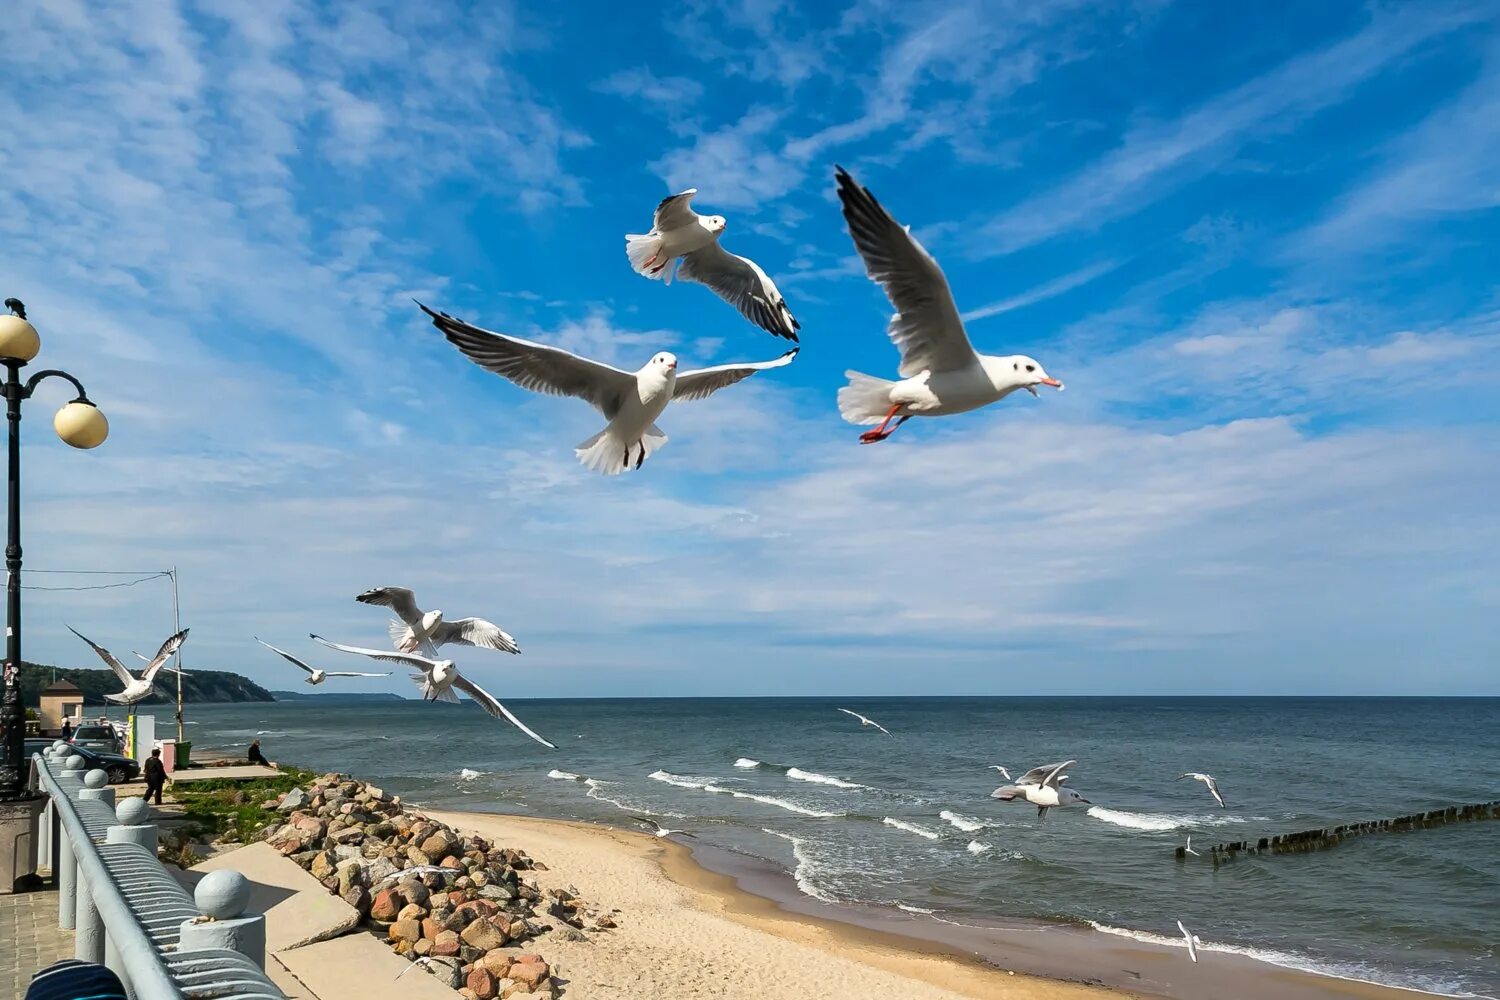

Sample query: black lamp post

[0,298,109,803]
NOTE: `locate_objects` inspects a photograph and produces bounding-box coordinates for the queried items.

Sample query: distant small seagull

[356,586,520,657]
[625,189,799,341]
[3,298,24,319]
[1179,772,1226,809]
[987,765,1013,781]
[991,760,1090,821]
[395,955,457,982]
[70,626,189,705]
[837,708,892,735]
[1184,835,1200,857]
[422,302,798,475]
[254,638,391,686]
[1177,920,1201,963]
[833,166,1062,444]
[310,635,556,748]
[632,816,697,839]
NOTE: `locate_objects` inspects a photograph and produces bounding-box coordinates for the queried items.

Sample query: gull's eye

[1013,362,1018,370]
[1026,365,1035,372]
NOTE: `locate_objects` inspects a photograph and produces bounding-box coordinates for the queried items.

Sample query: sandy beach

[426,808,1435,1000]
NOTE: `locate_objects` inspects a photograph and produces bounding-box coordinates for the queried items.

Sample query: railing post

[178,870,266,970]
[74,867,104,963]
[107,798,157,856]
[79,769,116,810]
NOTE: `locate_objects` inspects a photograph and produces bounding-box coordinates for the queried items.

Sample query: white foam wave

[581,778,680,818]
[761,829,838,902]
[254,730,284,736]
[786,767,865,789]
[648,770,708,789]
[652,771,839,818]
[897,903,936,914]
[1087,806,1185,831]
[882,817,940,840]
[546,769,583,781]
[458,768,482,781]
[939,810,986,832]
[966,840,992,854]
[733,758,761,769]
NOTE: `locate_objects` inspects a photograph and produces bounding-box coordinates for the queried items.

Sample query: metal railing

[31,749,287,1000]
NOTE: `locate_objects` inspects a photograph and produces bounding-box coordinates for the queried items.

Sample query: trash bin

[176,741,192,769]
[158,739,177,772]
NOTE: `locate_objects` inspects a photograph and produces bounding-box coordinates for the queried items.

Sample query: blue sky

[1,0,1496,698]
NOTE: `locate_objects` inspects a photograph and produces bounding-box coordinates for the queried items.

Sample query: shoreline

[423,806,1438,1000]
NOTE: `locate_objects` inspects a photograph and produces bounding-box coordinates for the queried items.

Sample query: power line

[20,569,173,592]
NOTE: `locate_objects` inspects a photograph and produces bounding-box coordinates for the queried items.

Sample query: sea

[181,696,1499,996]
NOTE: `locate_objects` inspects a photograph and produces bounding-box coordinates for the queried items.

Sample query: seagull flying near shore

[310,635,556,748]
[987,765,1013,781]
[625,189,799,342]
[69,626,189,705]
[1184,835,1200,857]
[991,760,1090,821]
[395,955,457,982]
[632,816,697,839]
[836,708,892,735]
[1179,772,1226,809]
[356,586,520,657]
[255,638,391,686]
[1177,920,1201,963]
[832,166,1062,444]
[422,303,798,475]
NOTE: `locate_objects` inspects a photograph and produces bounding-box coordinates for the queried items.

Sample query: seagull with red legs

[832,166,1063,444]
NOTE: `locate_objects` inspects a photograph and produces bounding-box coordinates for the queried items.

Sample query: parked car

[68,722,123,754]
[25,739,141,784]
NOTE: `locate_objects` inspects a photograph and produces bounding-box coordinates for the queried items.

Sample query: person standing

[61,719,73,742]
[143,748,166,806]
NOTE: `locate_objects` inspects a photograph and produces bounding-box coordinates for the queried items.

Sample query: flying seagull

[255,638,391,686]
[832,166,1062,444]
[991,760,1090,821]
[355,586,520,656]
[1177,920,1201,963]
[836,708,892,736]
[69,626,189,705]
[1183,835,1200,857]
[1179,772,1226,809]
[987,765,1013,781]
[625,189,799,341]
[632,816,697,839]
[395,955,459,984]
[310,635,556,748]
[422,302,798,475]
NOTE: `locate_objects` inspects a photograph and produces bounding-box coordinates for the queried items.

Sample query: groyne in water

[1178,801,1499,863]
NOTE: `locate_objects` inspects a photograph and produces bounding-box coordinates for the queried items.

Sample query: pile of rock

[258,772,591,999]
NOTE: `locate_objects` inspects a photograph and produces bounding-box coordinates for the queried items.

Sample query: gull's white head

[1061,786,1090,806]
[708,215,727,233]
[421,610,442,631]
[652,352,678,373]
[1010,355,1063,396]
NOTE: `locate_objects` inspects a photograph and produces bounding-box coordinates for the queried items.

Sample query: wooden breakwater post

[1174,800,1500,863]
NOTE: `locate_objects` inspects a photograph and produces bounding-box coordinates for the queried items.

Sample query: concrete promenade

[0,889,74,998]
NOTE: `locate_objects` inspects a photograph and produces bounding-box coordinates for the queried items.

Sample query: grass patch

[174,764,318,844]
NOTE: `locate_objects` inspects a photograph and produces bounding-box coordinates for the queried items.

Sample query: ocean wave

[734,758,761,769]
[546,769,583,781]
[653,771,839,818]
[762,829,838,903]
[458,768,482,781]
[882,817,940,840]
[896,903,936,914]
[254,730,285,736]
[966,840,992,854]
[785,767,865,789]
[939,810,986,832]
[648,769,709,789]
[581,778,681,818]
[1087,807,1186,831]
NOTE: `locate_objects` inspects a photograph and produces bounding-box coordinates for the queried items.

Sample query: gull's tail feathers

[625,233,671,281]
[575,423,669,476]
[408,673,459,705]
[388,619,416,652]
[838,371,896,425]
[990,785,1023,801]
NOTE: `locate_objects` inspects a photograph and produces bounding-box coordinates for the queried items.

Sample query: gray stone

[278,787,309,813]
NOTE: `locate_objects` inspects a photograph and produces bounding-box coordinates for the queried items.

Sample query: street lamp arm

[21,369,91,403]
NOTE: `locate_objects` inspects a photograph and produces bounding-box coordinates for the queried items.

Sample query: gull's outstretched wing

[256,638,316,676]
[310,634,442,671]
[835,166,977,378]
[450,673,556,748]
[652,189,698,231]
[836,708,891,735]
[421,303,636,418]
[987,765,1013,781]
[137,630,188,683]
[678,242,799,341]
[324,671,394,678]
[673,349,799,402]
[356,587,424,626]
[67,626,133,686]
[1177,921,1199,963]
[1017,761,1075,787]
[432,617,520,655]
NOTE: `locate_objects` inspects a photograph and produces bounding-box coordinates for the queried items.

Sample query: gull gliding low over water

[991,760,1090,820]
[987,765,1013,780]
[625,189,799,341]
[356,586,520,656]
[833,166,1062,444]
[310,635,556,748]
[422,303,797,475]
[69,626,189,705]
[837,708,892,735]
[1178,920,1201,963]
[632,817,697,839]
[1179,771,1227,809]
[254,638,391,686]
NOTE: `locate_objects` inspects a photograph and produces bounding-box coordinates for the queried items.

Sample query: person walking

[61,719,73,742]
[143,748,166,806]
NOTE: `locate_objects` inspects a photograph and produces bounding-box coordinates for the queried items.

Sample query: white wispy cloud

[962,260,1123,324]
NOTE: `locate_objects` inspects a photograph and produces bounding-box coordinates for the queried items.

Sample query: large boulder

[459,916,508,951]
[388,918,422,944]
[370,887,406,923]
[340,884,370,918]
[430,929,461,957]
[278,788,309,813]
[466,967,499,1000]
[421,829,458,860]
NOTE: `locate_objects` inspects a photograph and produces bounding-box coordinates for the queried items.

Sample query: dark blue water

[182,696,1500,996]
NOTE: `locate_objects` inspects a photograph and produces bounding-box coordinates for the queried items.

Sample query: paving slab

[0,889,74,997]
[169,765,282,783]
[184,842,360,951]
[275,932,460,1000]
